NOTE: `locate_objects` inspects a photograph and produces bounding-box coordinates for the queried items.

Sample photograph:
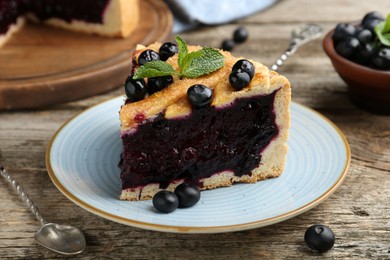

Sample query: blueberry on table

[159,42,179,61]
[229,70,251,91]
[187,84,214,108]
[233,26,249,43]
[372,47,390,70]
[332,23,357,45]
[304,224,335,252]
[147,75,173,94]
[124,76,146,102]
[153,191,179,213]
[138,49,160,65]
[232,59,255,79]
[221,39,235,51]
[335,37,361,59]
[174,183,201,208]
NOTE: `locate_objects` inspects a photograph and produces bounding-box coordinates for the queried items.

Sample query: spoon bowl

[1,165,86,255]
[35,223,86,255]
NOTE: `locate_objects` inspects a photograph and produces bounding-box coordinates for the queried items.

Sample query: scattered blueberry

[159,42,179,61]
[124,76,146,102]
[229,70,251,91]
[232,59,255,79]
[233,26,249,43]
[221,39,235,51]
[174,183,201,208]
[335,37,361,59]
[138,49,160,65]
[220,26,249,51]
[147,75,173,94]
[152,191,179,213]
[187,84,213,108]
[304,224,335,252]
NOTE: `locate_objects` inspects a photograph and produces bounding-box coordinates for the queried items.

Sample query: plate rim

[45,97,351,233]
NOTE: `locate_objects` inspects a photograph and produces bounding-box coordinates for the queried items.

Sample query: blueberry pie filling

[0,0,19,35]
[0,0,139,47]
[120,91,279,190]
[19,0,111,24]
[119,42,291,201]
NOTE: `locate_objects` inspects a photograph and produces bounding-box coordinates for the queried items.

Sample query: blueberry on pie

[119,41,291,201]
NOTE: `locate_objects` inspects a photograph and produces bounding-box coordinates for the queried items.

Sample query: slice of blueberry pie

[0,0,139,48]
[119,37,291,201]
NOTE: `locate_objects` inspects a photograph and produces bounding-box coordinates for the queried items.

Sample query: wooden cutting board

[0,0,172,110]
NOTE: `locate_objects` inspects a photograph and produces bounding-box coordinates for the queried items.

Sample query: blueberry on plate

[233,26,249,43]
[221,39,235,51]
[138,49,160,65]
[153,191,179,213]
[147,75,173,94]
[304,224,335,252]
[124,76,146,102]
[335,37,361,59]
[333,23,357,45]
[159,42,179,61]
[372,47,390,70]
[174,183,201,208]
[187,84,214,108]
[232,59,255,79]
[229,70,251,91]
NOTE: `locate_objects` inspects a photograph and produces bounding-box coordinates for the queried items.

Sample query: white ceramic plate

[46,97,350,233]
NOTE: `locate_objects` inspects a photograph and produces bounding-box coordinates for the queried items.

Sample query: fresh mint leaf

[383,14,390,33]
[176,35,188,70]
[182,47,225,78]
[379,33,390,46]
[133,60,178,79]
[180,50,203,75]
[132,35,225,81]
[375,14,390,46]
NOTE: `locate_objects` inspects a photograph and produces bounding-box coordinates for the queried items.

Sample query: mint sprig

[375,14,390,46]
[133,35,224,80]
[132,60,179,78]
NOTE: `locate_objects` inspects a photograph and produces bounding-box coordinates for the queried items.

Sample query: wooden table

[1,0,389,258]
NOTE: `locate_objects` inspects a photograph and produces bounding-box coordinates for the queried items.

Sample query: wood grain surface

[0,0,389,259]
[0,0,172,110]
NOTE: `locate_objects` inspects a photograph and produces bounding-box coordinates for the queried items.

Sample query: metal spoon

[0,165,86,255]
[271,24,323,71]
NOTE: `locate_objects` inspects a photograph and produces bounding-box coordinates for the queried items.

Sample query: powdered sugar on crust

[120,43,277,131]
[120,42,291,201]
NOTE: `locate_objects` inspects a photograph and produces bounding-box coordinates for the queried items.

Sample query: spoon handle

[0,165,47,226]
[271,24,323,71]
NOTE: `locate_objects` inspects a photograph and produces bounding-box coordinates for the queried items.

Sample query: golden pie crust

[120,43,291,201]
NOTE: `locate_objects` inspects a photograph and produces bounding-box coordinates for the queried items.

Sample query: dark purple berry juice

[120,90,279,190]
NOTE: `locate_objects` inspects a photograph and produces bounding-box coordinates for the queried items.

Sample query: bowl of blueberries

[323,11,390,114]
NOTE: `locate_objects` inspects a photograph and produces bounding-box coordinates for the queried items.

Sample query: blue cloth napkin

[164,0,278,33]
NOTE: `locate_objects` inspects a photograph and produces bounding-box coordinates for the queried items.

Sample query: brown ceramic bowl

[323,29,390,115]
